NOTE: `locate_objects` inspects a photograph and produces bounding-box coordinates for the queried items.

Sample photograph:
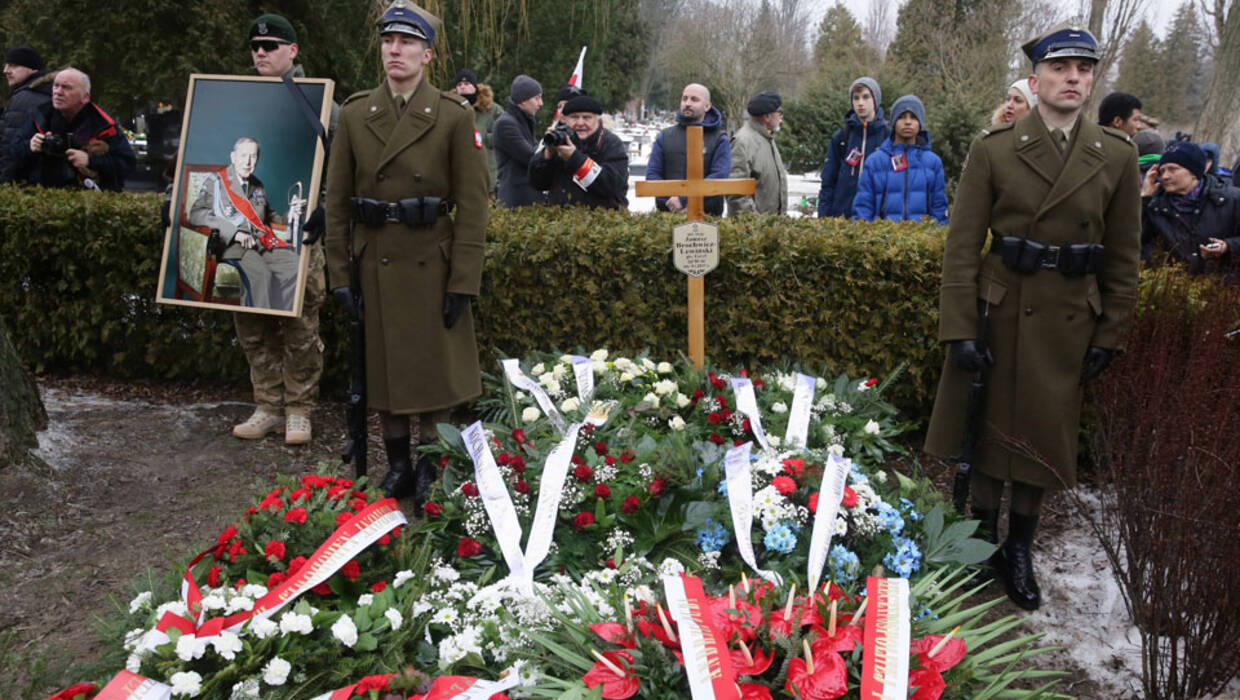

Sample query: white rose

[211,631,243,660]
[592,360,608,375]
[864,420,881,435]
[545,379,562,395]
[514,390,526,400]
[532,362,545,375]
[357,594,374,607]
[619,371,634,382]
[262,656,292,686]
[393,570,415,588]
[170,671,203,697]
[769,435,782,447]
[653,379,677,396]
[248,616,278,640]
[175,634,207,661]
[668,415,686,431]
[560,354,575,364]
[561,396,581,412]
[521,406,541,423]
[128,591,152,614]
[552,363,568,380]
[385,608,404,630]
[642,392,661,405]
[332,614,359,647]
[676,392,691,408]
[590,349,609,361]
[778,374,796,392]
[640,358,657,371]
[771,401,788,413]
[278,611,313,636]
[657,361,674,374]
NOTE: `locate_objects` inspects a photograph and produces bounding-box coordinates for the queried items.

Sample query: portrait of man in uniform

[155,74,333,317]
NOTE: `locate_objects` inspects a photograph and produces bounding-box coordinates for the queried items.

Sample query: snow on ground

[627,171,820,216]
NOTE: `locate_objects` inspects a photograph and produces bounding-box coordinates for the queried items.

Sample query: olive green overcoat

[923,109,1141,489]
[325,77,489,413]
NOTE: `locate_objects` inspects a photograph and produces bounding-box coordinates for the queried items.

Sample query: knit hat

[453,69,477,88]
[849,77,881,111]
[1009,78,1036,107]
[746,91,782,116]
[510,74,542,104]
[562,94,603,115]
[890,94,926,126]
[4,46,45,71]
[249,14,297,43]
[557,84,584,103]
[1132,129,1164,158]
[1159,140,1206,179]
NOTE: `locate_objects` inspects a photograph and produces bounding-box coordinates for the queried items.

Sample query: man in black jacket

[1,46,53,183]
[529,94,628,209]
[14,67,135,191]
[493,74,544,208]
[1141,140,1239,278]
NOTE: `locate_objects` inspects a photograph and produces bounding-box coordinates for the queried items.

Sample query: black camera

[543,123,573,147]
[41,133,71,158]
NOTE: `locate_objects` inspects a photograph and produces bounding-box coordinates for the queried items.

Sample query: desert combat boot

[232,408,284,440]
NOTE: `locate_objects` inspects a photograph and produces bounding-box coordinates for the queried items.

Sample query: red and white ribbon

[663,575,740,700]
[860,576,911,699]
[91,671,171,700]
[310,671,519,700]
[155,498,406,643]
[572,158,602,190]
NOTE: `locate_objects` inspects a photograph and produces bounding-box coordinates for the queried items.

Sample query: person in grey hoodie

[817,77,887,218]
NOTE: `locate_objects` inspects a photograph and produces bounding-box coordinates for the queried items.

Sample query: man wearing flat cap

[528,93,629,209]
[728,91,788,215]
[925,24,1141,611]
[1,46,53,183]
[326,0,489,505]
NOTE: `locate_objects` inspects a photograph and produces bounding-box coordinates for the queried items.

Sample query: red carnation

[595,484,612,498]
[647,479,666,497]
[336,478,355,488]
[514,480,531,494]
[715,394,729,409]
[341,560,361,581]
[573,512,595,530]
[621,496,640,514]
[440,455,451,469]
[289,487,311,502]
[267,571,287,588]
[354,675,392,694]
[842,487,858,508]
[216,525,238,545]
[709,372,726,390]
[312,582,333,595]
[46,683,97,700]
[336,511,353,528]
[264,540,286,562]
[620,448,635,464]
[772,476,797,496]
[709,433,726,445]
[865,377,879,387]
[377,534,391,546]
[742,417,752,432]
[461,482,480,498]
[457,537,483,558]
[350,497,368,512]
[707,412,723,424]
[288,556,308,575]
[594,441,609,456]
[371,580,388,593]
[574,464,595,482]
[207,565,222,588]
[259,495,285,512]
[284,507,308,524]
[605,455,617,466]
[423,502,444,517]
[510,455,527,474]
[327,485,348,501]
[809,492,819,513]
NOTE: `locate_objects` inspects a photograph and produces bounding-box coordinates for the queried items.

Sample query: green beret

[249,14,297,43]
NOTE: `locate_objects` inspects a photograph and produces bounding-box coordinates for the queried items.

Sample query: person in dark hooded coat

[817,77,887,218]
[646,82,731,216]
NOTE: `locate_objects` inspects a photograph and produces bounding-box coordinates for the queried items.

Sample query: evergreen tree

[1113,20,1164,116]
[813,2,879,75]
[1159,1,1209,125]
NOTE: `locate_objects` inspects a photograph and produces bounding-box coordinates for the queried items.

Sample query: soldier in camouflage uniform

[227,14,337,445]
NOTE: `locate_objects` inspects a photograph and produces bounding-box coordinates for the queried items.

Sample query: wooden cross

[635,125,755,369]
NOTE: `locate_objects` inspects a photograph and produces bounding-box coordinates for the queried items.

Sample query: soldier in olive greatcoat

[325,0,488,505]
[924,26,1142,610]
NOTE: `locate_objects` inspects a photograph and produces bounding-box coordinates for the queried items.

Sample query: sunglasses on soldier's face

[250,40,290,53]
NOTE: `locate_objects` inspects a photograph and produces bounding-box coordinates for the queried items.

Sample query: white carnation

[393,570,415,588]
[619,371,634,382]
[331,614,359,647]
[642,392,661,405]
[385,608,404,630]
[262,656,292,686]
[561,397,581,412]
[653,379,678,396]
[170,670,203,697]
[771,401,788,414]
[211,631,243,660]
[864,420,881,435]
[357,594,374,607]
[229,679,261,699]
[668,415,686,431]
[279,611,313,636]
[248,616,278,640]
[128,591,153,614]
[175,634,207,661]
[532,362,545,375]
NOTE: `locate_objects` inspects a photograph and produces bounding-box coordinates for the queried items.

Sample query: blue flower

[874,501,905,535]
[899,497,922,521]
[882,536,922,578]
[828,544,860,585]
[763,522,798,554]
[696,519,731,553]
[717,480,729,496]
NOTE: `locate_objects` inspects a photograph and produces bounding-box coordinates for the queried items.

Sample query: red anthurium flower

[583,649,640,699]
[284,507,308,524]
[457,537,483,558]
[772,476,797,495]
[621,496,640,514]
[911,635,968,672]
[768,594,825,639]
[841,487,858,508]
[634,618,680,649]
[909,668,947,700]
[707,595,763,642]
[785,650,848,700]
[46,682,97,700]
[729,643,774,676]
[264,540,286,562]
[341,560,361,581]
[738,683,772,700]
[824,582,850,602]
[573,512,595,530]
[590,622,636,649]
[809,624,863,654]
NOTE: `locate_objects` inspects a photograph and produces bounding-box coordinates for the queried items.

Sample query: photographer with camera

[528,94,628,209]
[14,67,134,191]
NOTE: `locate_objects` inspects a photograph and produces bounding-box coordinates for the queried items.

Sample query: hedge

[0,185,949,415]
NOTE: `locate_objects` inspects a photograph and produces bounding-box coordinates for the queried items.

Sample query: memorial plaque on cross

[636,125,755,369]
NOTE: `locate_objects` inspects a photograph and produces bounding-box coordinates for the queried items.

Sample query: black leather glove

[160,197,172,229]
[443,292,471,329]
[1080,346,1113,384]
[302,207,326,245]
[332,286,356,316]
[949,339,994,373]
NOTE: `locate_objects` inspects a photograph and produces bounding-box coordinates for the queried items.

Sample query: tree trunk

[1196,2,1240,152]
[0,316,46,469]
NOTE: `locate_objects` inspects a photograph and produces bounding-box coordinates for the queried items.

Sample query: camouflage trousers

[234,244,326,415]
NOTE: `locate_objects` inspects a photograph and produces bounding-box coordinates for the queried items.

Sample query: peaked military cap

[378,0,441,45]
[1022,25,1099,66]
[249,14,297,43]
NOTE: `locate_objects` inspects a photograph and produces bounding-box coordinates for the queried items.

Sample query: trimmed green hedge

[0,186,947,415]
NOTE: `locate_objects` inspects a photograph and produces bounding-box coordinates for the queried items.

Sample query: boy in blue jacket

[817,77,887,218]
[852,94,947,224]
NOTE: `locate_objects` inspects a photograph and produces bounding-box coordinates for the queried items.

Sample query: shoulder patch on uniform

[981,122,1015,138]
[342,90,372,106]
[1100,125,1131,142]
[440,90,471,109]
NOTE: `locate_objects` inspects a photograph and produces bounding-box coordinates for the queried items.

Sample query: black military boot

[379,436,415,499]
[997,512,1041,610]
[970,507,1001,582]
[411,451,437,513]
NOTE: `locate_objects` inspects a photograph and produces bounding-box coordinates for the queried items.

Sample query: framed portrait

[155,74,334,317]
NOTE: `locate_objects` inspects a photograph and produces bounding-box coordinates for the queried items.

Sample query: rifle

[342,223,368,479]
[952,295,993,514]
[1226,327,1240,339]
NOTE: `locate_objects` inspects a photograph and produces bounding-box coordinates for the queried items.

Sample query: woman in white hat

[989,79,1037,126]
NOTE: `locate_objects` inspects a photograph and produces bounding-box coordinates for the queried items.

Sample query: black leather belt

[350,196,453,227]
[989,234,1104,277]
